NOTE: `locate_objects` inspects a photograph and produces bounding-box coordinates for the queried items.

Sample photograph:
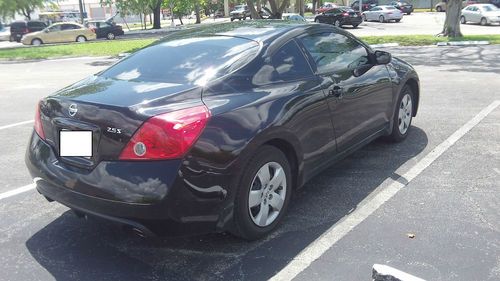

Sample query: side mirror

[374,50,392,65]
[44,29,49,33]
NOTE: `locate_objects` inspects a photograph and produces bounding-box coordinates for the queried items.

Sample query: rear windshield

[482,4,498,11]
[101,36,259,86]
[385,6,397,9]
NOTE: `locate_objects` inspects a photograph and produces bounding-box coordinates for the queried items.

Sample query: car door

[298,31,394,152]
[43,24,62,43]
[61,24,80,42]
[366,7,378,20]
[323,9,338,24]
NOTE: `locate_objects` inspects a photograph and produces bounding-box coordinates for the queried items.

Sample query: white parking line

[0,120,33,130]
[0,183,36,201]
[269,100,500,281]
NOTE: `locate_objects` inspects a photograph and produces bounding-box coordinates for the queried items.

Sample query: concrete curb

[370,43,401,48]
[436,40,490,46]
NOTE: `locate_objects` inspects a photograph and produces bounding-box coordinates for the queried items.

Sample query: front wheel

[406,12,411,15]
[436,6,443,12]
[395,19,401,22]
[31,38,42,46]
[362,14,367,21]
[480,17,487,26]
[232,145,292,240]
[352,24,359,28]
[76,35,87,43]
[334,19,342,27]
[460,16,466,24]
[106,32,115,40]
[389,85,414,142]
[379,15,385,23]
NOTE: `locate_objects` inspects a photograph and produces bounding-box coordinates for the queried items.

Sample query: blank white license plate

[59,131,92,157]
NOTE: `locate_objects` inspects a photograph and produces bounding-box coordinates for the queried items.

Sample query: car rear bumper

[342,16,363,25]
[25,131,226,236]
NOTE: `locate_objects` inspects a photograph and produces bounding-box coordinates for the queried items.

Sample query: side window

[252,40,312,85]
[299,32,370,73]
[62,24,79,30]
[49,25,62,32]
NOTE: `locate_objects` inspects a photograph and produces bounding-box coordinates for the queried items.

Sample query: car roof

[160,21,312,44]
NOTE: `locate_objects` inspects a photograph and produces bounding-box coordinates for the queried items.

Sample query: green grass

[1,34,500,61]
[361,34,500,46]
[0,39,157,60]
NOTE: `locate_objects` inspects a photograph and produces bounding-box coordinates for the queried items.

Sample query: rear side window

[252,40,312,85]
[61,24,79,30]
[101,36,259,86]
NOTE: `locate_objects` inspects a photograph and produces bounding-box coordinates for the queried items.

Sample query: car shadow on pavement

[26,126,428,281]
[387,45,500,73]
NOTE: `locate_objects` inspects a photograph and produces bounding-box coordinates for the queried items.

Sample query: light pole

[78,0,85,24]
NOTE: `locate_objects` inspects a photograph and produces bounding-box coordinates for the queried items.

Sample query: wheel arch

[405,77,420,117]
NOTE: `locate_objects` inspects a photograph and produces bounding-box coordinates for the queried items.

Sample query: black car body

[86,20,124,40]
[10,20,47,42]
[351,0,379,11]
[26,21,420,240]
[314,7,363,27]
[390,1,414,14]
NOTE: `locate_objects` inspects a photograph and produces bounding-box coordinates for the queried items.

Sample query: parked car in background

[435,0,478,12]
[351,0,379,11]
[0,22,10,41]
[26,22,420,240]
[230,4,251,21]
[9,20,47,42]
[21,22,96,45]
[390,1,414,14]
[362,5,403,22]
[461,4,500,25]
[214,9,225,18]
[314,7,363,27]
[86,20,124,40]
[282,13,307,21]
[316,2,338,13]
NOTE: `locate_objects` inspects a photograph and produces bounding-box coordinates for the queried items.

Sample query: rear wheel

[436,6,443,12]
[31,38,42,46]
[460,16,466,24]
[353,24,359,28]
[389,85,414,142]
[362,14,367,21]
[334,19,342,27]
[406,12,411,15]
[395,19,401,22]
[314,18,320,23]
[106,32,115,40]
[232,145,292,240]
[76,35,87,43]
[379,15,385,23]
[480,17,487,26]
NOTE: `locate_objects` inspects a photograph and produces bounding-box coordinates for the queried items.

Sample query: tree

[247,0,290,19]
[0,0,46,20]
[101,0,163,29]
[439,0,462,37]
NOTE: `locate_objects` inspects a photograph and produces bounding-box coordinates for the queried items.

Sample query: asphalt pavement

[0,45,499,281]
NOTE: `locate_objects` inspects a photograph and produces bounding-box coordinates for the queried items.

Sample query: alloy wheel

[334,20,341,27]
[248,162,287,227]
[107,33,115,40]
[398,93,412,134]
[379,15,385,23]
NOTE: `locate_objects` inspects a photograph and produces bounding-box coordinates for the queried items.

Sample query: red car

[316,2,338,13]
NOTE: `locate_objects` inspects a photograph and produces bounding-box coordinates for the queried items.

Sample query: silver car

[461,4,500,25]
[362,5,403,22]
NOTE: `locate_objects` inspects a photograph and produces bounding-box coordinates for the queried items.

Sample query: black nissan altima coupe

[26,21,419,240]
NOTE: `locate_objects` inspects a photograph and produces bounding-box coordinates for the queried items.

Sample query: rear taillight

[119,105,210,160]
[343,12,349,16]
[34,101,45,140]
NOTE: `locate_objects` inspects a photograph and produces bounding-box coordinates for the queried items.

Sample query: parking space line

[0,183,36,201]
[269,100,500,281]
[0,120,33,130]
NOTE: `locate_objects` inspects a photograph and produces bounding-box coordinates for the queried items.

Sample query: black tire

[334,19,342,27]
[232,145,292,240]
[314,18,320,23]
[379,15,385,23]
[353,24,359,28]
[395,19,401,22]
[31,38,42,46]
[406,12,411,15]
[362,14,367,21]
[76,35,87,43]
[9,35,14,42]
[436,6,443,12]
[460,16,466,24]
[389,85,414,142]
[480,17,487,26]
[106,32,115,40]
[231,18,235,22]
[243,16,246,20]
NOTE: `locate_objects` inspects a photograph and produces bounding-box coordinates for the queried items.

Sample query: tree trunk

[312,0,317,13]
[246,0,260,19]
[440,0,462,37]
[195,3,201,24]
[256,0,262,12]
[152,1,162,29]
[295,0,300,13]
[178,15,183,25]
